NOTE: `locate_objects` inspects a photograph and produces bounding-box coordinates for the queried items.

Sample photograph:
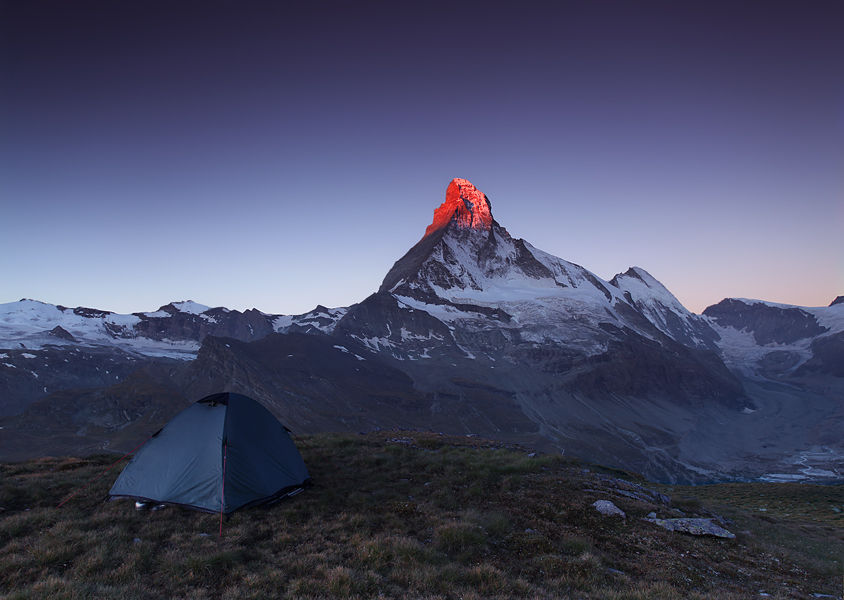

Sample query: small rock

[133,538,142,544]
[593,500,626,518]
[528,452,537,458]
[645,517,735,539]
[647,512,657,519]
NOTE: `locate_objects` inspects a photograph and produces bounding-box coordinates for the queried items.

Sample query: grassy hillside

[0,431,842,599]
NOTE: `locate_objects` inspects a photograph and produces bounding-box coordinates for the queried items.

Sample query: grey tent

[108,393,310,514]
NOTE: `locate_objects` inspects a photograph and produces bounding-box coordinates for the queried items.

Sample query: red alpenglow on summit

[424,178,494,237]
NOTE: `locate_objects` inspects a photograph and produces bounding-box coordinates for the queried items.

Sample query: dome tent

[108,393,310,514]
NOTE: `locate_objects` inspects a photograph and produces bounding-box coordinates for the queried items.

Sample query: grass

[0,431,841,599]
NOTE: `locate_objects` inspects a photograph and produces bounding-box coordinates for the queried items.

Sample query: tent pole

[219,444,228,540]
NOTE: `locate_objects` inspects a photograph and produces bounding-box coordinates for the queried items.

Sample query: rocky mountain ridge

[1,179,841,483]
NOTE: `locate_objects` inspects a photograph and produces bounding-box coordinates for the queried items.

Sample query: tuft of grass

[671,496,702,511]
[560,536,593,556]
[0,431,841,599]
[433,521,487,557]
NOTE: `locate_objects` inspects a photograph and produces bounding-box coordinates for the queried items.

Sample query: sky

[2,0,842,316]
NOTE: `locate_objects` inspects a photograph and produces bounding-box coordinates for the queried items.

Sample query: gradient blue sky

[2,0,842,316]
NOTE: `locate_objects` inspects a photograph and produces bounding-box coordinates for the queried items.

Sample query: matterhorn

[2,178,842,483]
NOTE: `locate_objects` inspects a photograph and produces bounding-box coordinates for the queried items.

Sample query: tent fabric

[108,393,310,514]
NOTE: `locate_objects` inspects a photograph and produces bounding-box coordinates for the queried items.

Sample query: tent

[108,392,311,514]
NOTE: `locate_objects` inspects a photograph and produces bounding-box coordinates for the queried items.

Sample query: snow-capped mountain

[337,179,742,405]
[353,178,843,383]
[0,299,347,360]
[0,298,344,416]
[702,297,844,378]
[332,179,842,482]
[374,179,719,357]
[2,178,841,484]
[1,299,214,359]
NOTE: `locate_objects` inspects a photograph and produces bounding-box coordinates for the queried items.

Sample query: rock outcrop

[644,517,736,539]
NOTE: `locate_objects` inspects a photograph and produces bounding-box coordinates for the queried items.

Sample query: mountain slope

[329,179,841,481]
[1,178,841,484]
[703,297,844,378]
[0,299,348,415]
[351,179,744,408]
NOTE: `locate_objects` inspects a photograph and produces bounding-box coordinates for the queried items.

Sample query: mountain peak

[424,178,493,238]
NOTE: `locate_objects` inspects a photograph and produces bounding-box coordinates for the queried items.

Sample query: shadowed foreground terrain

[0,431,842,599]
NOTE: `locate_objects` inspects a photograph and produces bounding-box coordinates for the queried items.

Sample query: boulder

[645,517,735,538]
[593,500,626,518]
